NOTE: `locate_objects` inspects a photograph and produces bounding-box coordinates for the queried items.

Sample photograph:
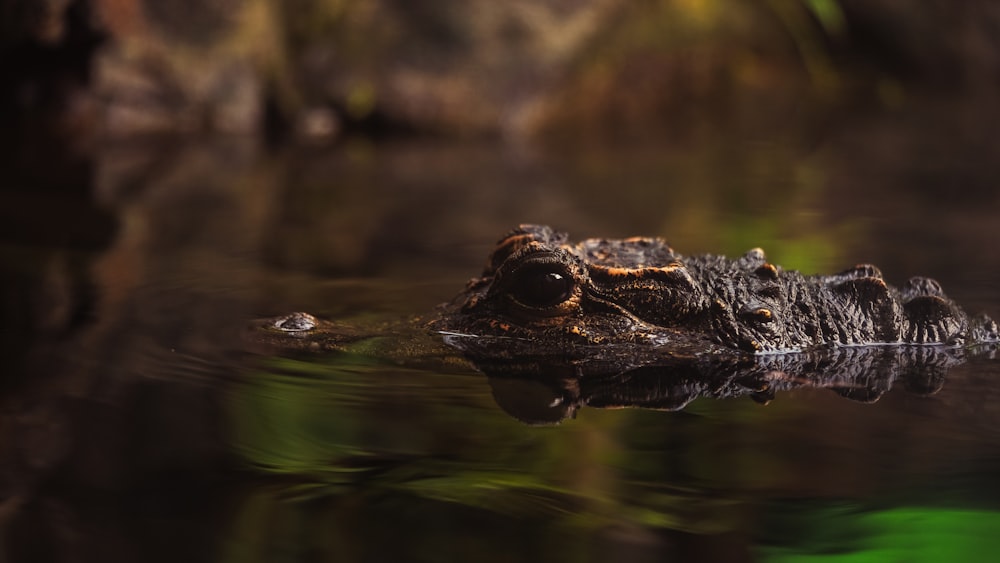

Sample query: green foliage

[720,215,848,274]
[803,0,847,36]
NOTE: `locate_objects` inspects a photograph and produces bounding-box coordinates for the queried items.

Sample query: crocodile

[432,224,999,355]
[248,225,997,416]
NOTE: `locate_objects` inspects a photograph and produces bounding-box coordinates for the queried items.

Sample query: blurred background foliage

[4,0,1000,142]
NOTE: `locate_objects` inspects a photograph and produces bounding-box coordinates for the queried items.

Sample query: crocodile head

[436,225,999,357]
[434,224,722,353]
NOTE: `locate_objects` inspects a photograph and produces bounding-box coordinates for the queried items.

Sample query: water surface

[1,104,999,562]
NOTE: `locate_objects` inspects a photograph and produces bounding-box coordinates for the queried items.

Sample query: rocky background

[4,0,1000,144]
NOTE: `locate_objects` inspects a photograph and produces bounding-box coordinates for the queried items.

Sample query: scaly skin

[435,225,999,353]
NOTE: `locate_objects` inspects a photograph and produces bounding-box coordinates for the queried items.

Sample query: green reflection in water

[227,352,750,538]
[757,504,1000,562]
[225,353,627,561]
[229,353,613,509]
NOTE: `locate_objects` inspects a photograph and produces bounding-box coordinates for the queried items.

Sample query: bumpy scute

[438,225,998,353]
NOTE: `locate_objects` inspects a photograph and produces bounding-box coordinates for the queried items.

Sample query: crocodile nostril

[274,312,318,332]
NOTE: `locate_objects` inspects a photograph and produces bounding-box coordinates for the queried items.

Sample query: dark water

[2,102,1000,562]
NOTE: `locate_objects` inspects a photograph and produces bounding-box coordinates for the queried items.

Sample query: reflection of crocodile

[453,333,985,424]
[433,225,998,353]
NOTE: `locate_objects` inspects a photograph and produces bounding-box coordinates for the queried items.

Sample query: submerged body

[436,225,999,354]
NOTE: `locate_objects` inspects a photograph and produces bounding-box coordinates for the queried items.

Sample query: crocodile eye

[508,264,574,309]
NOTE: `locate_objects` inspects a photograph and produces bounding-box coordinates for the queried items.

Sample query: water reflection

[444,333,997,424]
[226,335,1000,561]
